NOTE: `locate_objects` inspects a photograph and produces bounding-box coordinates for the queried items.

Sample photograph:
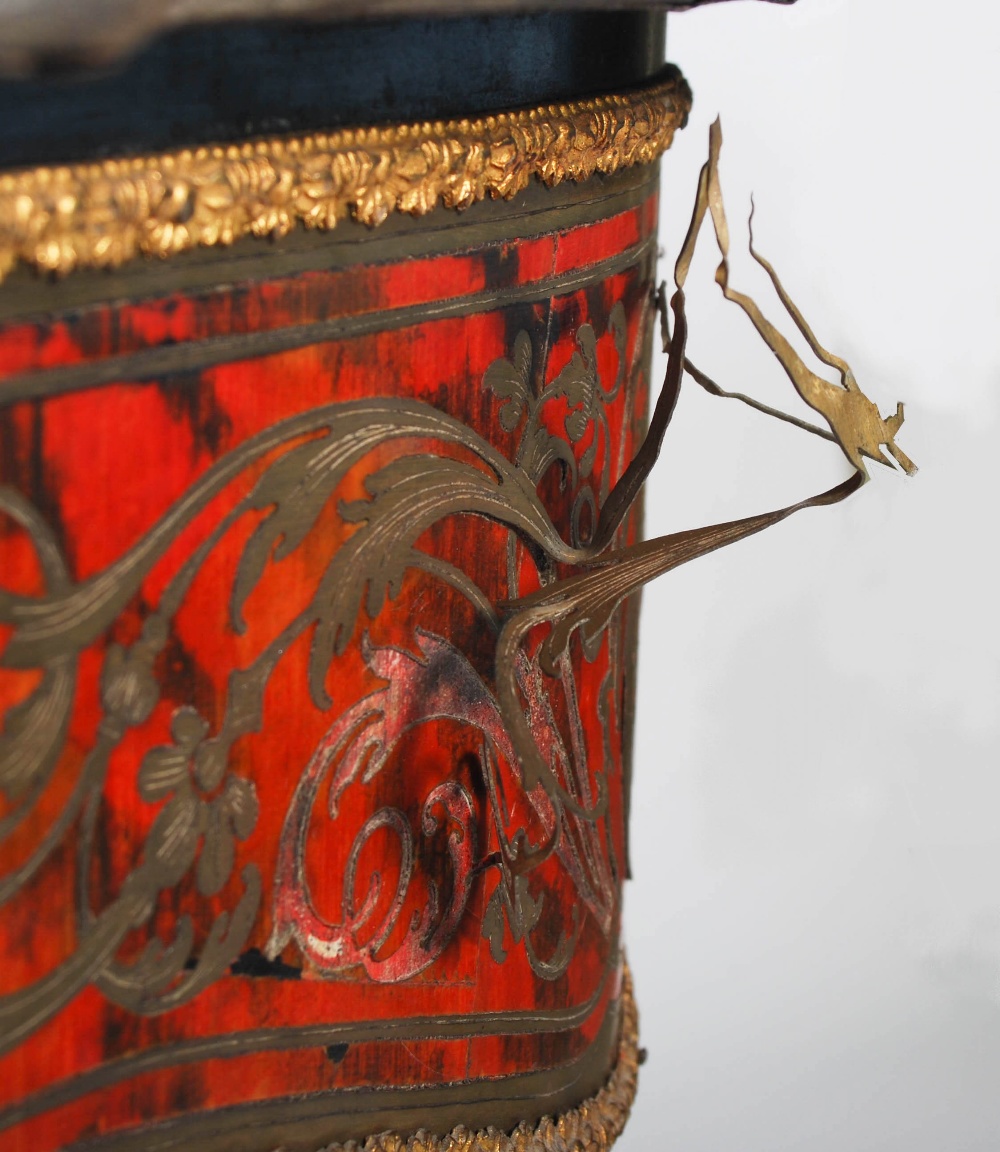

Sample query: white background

[623,1,1000,1148]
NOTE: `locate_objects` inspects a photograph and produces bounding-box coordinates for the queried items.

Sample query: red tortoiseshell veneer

[0,166,658,1151]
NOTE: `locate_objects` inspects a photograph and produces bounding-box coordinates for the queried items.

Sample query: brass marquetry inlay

[300,965,640,1152]
[0,72,690,284]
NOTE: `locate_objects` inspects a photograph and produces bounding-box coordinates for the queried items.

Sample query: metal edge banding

[0,236,658,403]
[0,71,689,286]
[0,949,620,1135]
[65,968,638,1152]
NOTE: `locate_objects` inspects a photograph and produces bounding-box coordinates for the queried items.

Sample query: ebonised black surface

[0,11,666,170]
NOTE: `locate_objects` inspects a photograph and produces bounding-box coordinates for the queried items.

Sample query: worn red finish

[0,188,657,1150]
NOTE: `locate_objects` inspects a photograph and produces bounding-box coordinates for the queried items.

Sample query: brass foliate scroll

[501,119,915,701]
[0,44,911,1143]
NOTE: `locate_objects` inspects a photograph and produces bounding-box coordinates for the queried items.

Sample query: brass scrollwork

[0,120,914,1109]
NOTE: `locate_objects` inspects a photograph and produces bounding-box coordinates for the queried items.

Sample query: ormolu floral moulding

[0,74,690,283]
[0,73,668,1148]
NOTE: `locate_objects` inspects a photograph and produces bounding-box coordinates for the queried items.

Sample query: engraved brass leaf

[484,328,533,433]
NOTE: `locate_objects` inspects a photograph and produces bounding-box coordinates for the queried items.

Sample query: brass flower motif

[139,706,258,896]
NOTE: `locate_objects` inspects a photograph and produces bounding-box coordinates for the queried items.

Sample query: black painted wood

[0,11,667,171]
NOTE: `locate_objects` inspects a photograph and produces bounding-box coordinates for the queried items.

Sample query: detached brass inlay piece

[700,119,916,479]
[0,72,690,284]
[304,964,640,1152]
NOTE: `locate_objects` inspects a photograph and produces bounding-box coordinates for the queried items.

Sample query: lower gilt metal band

[0,71,690,285]
[309,965,640,1152]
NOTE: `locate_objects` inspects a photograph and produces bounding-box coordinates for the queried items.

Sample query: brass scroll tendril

[498,119,914,760]
[703,117,917,480]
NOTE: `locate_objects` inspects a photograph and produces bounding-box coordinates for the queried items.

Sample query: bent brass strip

[0,71,690,285]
